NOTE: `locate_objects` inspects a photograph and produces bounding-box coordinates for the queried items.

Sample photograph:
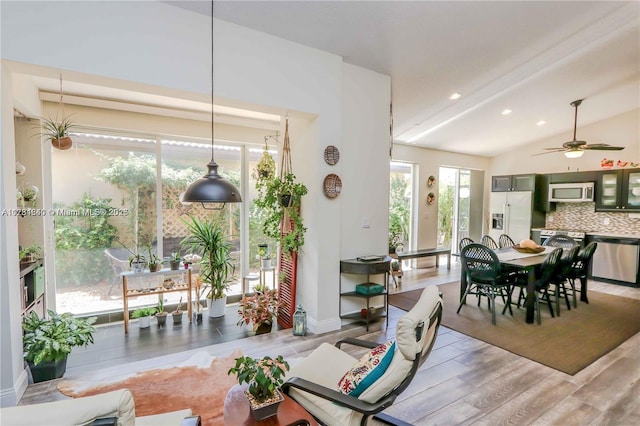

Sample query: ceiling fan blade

[532,150,564,156]
[583,145,625,151]
[544,147,566,150]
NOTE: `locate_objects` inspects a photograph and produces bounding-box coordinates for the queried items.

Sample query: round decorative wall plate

[323,174,342,198]
[427,192,435,205]
[324,145,340,165]
[427,175,436,187]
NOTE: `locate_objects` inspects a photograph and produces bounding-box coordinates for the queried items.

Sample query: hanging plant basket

[51,136,73,151]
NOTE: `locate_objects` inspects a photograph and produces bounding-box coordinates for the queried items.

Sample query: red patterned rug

[57,350,241,426]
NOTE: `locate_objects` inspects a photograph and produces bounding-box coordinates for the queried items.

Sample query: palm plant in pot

[228,355,289,421]
[22,310,96,382]
[181,215,235,318]
[237,289,286,335]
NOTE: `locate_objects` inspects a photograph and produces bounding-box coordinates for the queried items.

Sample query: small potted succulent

[155,300,167,326]
[237,289,285,335]
[22,310,97,383]
[228,355,289,421]
[168,252,182,270]
[172,297,184,325]
[257,243,272,270]
[131,307,156,328]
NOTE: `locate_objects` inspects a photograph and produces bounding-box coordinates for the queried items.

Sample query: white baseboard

[0,369,28,407]
[307,316,342,335]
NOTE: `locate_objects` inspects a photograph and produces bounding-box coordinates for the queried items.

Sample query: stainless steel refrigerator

[489,191,541,243]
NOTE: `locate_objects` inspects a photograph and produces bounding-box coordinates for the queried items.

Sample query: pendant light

[182,0,242,209]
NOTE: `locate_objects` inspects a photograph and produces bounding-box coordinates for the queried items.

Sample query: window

[51,132,261,316]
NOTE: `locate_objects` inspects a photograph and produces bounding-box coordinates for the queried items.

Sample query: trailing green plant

[22,310,96,365]
[181,215,236,300]
[131,307,157,319]
[254,172,308,254]
[228,355,289,402]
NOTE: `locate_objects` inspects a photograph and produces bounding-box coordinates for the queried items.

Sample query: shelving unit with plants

[121,268,192,333]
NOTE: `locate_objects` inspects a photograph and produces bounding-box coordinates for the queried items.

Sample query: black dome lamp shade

[182,0,242,210]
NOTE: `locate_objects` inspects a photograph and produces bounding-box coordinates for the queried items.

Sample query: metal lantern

[293,304,307,336]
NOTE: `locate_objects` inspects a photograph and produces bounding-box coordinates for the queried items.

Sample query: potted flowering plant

[237,289,285,335]
[228,355,289,421]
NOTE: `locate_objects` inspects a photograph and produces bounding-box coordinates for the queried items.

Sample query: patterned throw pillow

[337,340,396,397]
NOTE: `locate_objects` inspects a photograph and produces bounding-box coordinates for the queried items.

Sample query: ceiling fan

[536,99,625,158]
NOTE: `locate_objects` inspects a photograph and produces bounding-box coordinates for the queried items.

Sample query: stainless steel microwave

[549,182,595,202]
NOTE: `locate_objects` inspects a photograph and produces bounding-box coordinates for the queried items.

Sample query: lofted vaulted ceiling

[27,1,640,157]
[170,0,640,157]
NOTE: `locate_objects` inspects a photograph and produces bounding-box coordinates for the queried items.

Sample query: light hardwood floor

[19,263,640,425]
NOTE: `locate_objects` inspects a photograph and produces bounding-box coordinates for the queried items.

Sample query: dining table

[458,246,557,324]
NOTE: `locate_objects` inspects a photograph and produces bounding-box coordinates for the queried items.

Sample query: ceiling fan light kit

[536,99,625,158]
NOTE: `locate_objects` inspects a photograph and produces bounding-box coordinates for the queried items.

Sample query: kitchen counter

[586,232,640,239]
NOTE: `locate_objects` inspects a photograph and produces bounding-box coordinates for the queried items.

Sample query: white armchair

[282,285,443,426]
[0,389,200,426]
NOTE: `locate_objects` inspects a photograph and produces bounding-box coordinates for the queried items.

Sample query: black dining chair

[458,237,474,252]
[480,235,499,250]
[568,242,598,305]
[457,243,514,325]
[542,235,578,249]
[548,245,580,314]
[513,247,563,325]
[498,234,516,248]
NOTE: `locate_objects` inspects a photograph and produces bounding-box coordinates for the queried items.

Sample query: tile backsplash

[546,203,640,235]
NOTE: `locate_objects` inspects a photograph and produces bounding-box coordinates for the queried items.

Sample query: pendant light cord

[210,0,215,163]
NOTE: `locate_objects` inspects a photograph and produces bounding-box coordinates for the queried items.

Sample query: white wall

[1,0,391,403]
[391,144,491,256]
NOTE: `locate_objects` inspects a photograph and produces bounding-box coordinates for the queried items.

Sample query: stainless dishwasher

[590,236,640,286]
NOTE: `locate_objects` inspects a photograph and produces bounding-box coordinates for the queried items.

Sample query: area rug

[57,350,242,426]
[388,282,640,375]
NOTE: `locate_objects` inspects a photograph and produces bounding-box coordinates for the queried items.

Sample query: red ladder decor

[277,217,297,329]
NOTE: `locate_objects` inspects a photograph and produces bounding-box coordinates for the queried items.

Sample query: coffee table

[223,384,318,425]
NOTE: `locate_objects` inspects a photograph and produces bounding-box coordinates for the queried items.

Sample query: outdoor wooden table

[459,246,555,324]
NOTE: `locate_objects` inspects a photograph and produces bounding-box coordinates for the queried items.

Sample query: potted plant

[258,243,272,269]
[253,146,276,180]
[192,277,209,323]
[38,116,77,150]
[228,355,289,421]
[181,215,235,318]
[168,252,182,270]
[17,185,39,208]
[22,310,96,383]
[237,289,285,335]
[155,300,167,326]
[19,244,42,263]
[171,297,184,325]
[254,172,308,255]
[146,244,161,272]
[131,307,156,328]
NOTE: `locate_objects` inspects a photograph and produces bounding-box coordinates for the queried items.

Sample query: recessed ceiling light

[449,93,461,100]
[536,120,546,126]
[501,109,512,115]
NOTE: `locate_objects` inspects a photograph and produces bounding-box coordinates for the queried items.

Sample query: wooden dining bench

[397,247,451,270]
